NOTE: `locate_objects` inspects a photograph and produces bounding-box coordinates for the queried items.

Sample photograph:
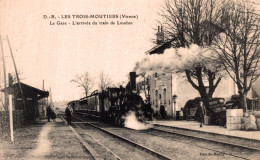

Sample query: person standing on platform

[51,108,57,122]
[198,101,206,127]
[47,105,52,122]
[160,105,166,119]
[65,106,73,125]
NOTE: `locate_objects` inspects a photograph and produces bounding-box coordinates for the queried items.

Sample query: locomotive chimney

[129,72,136,91]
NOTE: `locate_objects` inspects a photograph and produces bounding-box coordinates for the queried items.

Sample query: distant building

[1,82,49,122]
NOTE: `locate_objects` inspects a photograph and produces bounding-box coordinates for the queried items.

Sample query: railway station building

[1,82,49,122]
[146,26,259,119]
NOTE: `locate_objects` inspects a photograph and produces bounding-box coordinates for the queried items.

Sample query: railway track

[142,125,260,160]
[153,124,260,150]
[72,114,249,159]
[63,115,172,160]
[64,114,260,159]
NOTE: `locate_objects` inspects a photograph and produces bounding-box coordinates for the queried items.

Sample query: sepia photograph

[0,0,260,159]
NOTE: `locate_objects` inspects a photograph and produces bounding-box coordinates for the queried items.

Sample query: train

[68,72,153,126]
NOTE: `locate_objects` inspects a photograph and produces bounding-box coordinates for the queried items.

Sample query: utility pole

[6,35,26,110]
[0,35,8,111]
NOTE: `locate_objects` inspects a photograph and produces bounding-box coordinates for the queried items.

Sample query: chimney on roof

[156,25,164,44]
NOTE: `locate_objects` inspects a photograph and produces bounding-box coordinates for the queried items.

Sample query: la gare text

[49,20,133,25]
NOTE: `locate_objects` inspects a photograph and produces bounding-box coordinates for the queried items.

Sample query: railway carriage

[68,100,80,110]
[69,72,153,126]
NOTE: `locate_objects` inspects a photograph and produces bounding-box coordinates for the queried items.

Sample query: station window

[163,88,166,104]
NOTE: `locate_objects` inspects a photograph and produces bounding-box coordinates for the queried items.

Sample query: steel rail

[73,115,173,160]
[73,122,122,160]
[153,125,260,152]
[60,116,104,160]
[148,127,259,160]
[153,124,260,143]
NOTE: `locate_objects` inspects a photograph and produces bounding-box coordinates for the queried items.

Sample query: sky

[0,0,259,102]
[0,0,163,101]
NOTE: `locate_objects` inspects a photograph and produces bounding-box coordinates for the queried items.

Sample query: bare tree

[8,71,25,86]
[98,72,113,91]
[70,72,94,97]
[159,0,226,111]
[0,70,24,111]
[211,1,260,111]
[136,73,150,100]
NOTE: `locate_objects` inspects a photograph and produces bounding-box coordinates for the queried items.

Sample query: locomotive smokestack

[130,72,136,91]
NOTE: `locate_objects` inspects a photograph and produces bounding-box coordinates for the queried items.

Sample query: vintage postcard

[1,0,260,159]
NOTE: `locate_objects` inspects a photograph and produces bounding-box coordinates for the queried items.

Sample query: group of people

[46,105,73,125]
[159,101,206,128]
[46,105,57,122]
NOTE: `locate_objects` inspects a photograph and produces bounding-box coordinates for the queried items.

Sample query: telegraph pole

[6,35,26,110]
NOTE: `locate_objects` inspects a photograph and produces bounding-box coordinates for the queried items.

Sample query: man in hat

[65,105,73,125]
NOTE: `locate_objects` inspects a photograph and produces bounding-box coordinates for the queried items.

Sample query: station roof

[1,82,49,99]
[145,38,176,55]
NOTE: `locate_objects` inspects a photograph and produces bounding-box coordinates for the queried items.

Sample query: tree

[156,0,226,110]
[98,72,113,91]
[136,73,150,100]
[70,72,94,97]
[211,1,260,111]
[8,71,25,86]
[0,71,24,111]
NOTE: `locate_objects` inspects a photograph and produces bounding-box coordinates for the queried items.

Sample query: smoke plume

[134,44,217,75]
[124,111,153,130]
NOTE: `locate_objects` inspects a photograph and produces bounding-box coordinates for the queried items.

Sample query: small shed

[1,82,49,122]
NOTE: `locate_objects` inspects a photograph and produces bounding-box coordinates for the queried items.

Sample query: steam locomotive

[68,72,153,126]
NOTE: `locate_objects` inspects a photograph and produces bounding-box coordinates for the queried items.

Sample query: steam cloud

[134,44,217,75]
[124,111,153,130]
